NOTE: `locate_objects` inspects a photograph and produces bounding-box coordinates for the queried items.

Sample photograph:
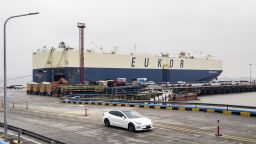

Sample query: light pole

[3,12,39,138]
[249,64,252,84]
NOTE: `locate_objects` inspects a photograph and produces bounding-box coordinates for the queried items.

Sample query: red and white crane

[77,23,86,84]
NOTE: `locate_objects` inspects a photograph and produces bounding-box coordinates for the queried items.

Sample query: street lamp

[3,12,39,138]
[249,64,252,84]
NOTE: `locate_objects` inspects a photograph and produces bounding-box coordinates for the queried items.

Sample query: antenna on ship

[91,41,103,53]
[77,22,86,84]
[131,44,136,55]
[100,46,103,53]
[111,46,118,54]
[59,41,66,48]
[134,44,136,53]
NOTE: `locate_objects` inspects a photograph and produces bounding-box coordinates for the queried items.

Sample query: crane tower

[77,23,86,84]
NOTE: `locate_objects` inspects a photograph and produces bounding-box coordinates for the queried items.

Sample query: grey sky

[0,0,256,84]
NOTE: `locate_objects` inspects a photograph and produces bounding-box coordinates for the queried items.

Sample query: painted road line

[156,126,212,136]
[155,124,256,143]
[222,135,256,143]
[157,126,256,143]
[157,125,212,135]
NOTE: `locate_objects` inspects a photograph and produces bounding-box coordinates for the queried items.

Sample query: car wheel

[128,123,135,132]
[104,118,111,127]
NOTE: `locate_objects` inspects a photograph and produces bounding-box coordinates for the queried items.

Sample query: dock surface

[1,89,256,144]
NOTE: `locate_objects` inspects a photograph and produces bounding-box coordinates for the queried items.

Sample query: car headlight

[135,122,142,125]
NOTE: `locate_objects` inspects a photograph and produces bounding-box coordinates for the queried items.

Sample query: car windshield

[121,110,142,119]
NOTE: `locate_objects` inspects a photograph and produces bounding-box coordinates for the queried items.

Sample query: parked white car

[103,110,153,132]
[14,85,24,89]
[70,96,80,99]
[177,81,186,84]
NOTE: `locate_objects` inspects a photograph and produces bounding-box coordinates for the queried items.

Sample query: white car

[177,81,186,84]
[103,110,153,132]
[70,96,80,99]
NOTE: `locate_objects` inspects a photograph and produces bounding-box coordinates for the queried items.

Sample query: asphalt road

[0,89,256,144]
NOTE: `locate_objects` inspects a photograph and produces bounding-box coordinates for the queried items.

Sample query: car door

[115,111,128,128]
[108,111,119,126]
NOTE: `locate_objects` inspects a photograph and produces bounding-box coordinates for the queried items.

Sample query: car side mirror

[122,116,126,119]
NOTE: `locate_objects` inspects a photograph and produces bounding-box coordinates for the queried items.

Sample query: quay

[168,84,256,96]
[1,89,256,144]
[26,82,256,100]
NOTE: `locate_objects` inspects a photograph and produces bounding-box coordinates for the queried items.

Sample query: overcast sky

[0,0,256,84]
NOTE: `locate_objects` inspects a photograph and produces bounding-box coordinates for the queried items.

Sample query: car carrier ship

[32,46,223,84]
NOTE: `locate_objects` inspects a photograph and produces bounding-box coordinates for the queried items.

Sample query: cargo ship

[32,47,223,84]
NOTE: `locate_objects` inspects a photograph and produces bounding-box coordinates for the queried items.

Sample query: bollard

[18,129,22,143]
[26,102,28,109]
[12,100,15,108]
[215,120,222,136]
[1,100,3,108]
[84,108,88,116]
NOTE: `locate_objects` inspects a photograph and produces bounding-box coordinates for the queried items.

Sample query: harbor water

[191,92,256,107]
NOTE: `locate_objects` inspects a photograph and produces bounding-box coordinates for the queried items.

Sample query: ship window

[38,70,43,74]
[36,70,44,78]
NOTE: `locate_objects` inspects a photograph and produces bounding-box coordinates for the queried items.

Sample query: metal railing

[0,123,65,144]
[62,97,256,112]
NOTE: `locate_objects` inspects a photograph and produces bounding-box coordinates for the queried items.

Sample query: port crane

[77,23,86,84]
